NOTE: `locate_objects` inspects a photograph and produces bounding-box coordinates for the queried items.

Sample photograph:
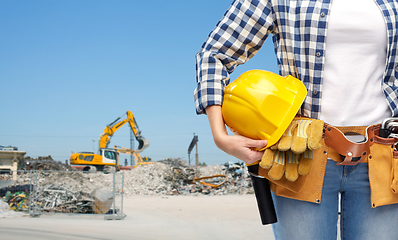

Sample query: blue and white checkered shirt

[194,0,398,119]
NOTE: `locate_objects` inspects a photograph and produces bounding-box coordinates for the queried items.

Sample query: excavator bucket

[136,137,150,153]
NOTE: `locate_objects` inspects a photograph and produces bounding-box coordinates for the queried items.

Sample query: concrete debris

[36,183,95,213]
[2,158,254,216]
[122,158,254,196]
[19,156,74,171]
[4,172,108,214]
[12,158,254,197]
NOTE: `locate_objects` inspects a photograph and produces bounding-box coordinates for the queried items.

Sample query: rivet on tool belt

[324,125,374,165]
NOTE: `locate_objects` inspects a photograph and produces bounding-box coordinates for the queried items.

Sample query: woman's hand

[206,105,267,165]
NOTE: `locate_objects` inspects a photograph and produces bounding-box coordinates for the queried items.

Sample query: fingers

[277,121,297,151]
[307,120,324,150]
[291,119,311,154]
[268,151,286,180]
[260,149,275,169]
[298,149,313,175]
[285,151,300,181]
[245,151,265,166]
[285,162,299,182]
[268,162,285,180]
[215,135,266,165]
[242,139,267,165]
[276,118,324,154]
[247,139,268,151]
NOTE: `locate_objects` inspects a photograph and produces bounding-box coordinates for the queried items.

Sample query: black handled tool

[379,117,398,138]
[247,164,277,225]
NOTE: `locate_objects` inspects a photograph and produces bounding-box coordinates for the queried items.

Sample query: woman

[194,0,398,239]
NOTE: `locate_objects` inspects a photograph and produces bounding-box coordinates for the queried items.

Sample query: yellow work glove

[259,118,324,182]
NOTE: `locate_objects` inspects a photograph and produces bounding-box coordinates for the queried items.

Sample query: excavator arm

[113,145,152,167]
[99,111,149,152]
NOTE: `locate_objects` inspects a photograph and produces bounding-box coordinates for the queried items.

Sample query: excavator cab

[101,149,118,164]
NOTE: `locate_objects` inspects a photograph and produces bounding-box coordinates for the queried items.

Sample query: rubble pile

[0,158,255,216]
[123,160,170,195]
[19,156,73,171]
[34,184,94,213]
[122,158,254,196]
[1,158,254,214]
[11,158,254,197]
[10,171,115,214]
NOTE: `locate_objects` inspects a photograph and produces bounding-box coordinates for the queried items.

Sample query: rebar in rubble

[34,183,94,213]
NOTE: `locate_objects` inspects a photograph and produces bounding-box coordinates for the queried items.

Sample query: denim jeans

[271,159,398,240]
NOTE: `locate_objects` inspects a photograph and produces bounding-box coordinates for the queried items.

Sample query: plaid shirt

[194,0,398,119]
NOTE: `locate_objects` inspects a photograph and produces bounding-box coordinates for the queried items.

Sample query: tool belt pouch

[256,141,328,204]
[322,124,398,207]
[367,126,398,207]
[324,124,398,208]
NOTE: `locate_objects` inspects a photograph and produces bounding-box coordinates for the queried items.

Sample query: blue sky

[0,0,278,166]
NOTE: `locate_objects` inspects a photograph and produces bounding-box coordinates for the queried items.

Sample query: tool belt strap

[323,123,398,165]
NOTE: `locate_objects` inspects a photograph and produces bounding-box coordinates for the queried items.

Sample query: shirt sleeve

[194,0,275,115]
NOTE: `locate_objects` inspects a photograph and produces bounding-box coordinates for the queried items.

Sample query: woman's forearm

[206,105,229,147]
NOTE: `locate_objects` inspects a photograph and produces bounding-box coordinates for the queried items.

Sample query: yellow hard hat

[222,69,307,148]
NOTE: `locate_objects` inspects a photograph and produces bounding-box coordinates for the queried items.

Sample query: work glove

[259,118,324,182]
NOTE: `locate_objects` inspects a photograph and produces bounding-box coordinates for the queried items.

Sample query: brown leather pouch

[324,125,373,164]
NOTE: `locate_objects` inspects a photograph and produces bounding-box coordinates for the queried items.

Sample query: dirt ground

[0,194,275,240]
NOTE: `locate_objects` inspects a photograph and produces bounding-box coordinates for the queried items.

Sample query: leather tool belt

[258,121,398,208]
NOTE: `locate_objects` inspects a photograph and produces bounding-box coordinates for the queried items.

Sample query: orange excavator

[69,111,150,172]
